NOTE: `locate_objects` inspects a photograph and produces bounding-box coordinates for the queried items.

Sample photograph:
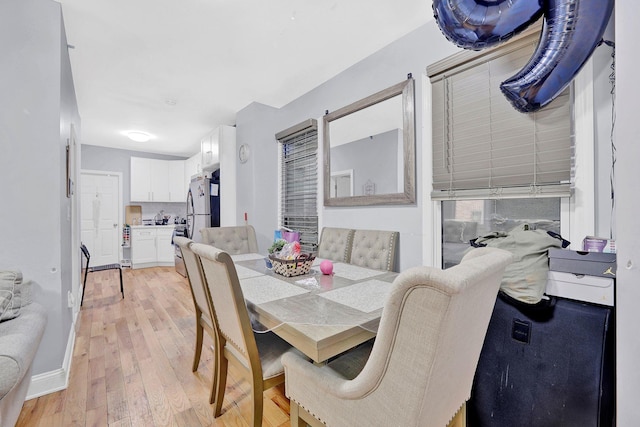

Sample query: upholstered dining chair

[282,247,514,427]
[317,227,355,262]
[190,242,306,427]
[199,225,259,254]
[173,236,219,404]
[349,229,399,271]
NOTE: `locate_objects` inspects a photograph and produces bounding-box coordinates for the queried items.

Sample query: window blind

[428,30,574,201]
[276,119,318,253]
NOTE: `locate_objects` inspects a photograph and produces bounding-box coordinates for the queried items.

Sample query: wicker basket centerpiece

[268,253,315,277]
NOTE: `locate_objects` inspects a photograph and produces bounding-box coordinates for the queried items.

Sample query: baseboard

[26,312,77,399]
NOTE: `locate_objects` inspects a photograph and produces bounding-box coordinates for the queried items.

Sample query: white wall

[614,4,640,425]
[0,0,78,379]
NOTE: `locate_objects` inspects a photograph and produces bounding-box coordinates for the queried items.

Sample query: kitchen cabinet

[168,160,185,202]
[201,125,235,172]
[131,157,185,202]
[156,227,175,263]
[131,157,169,202]
[131,227,157,266]
[185,153,201,183]
[131,226,175,268]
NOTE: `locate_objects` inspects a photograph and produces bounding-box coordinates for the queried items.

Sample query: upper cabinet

[131,157,184,202]
[168,161,185,202]
[201,125,236,172]
[184,153,201,184]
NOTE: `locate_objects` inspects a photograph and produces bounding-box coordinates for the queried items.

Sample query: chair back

[191,243,260,371]
[174,237,214,324]
[317,227,354,262]
[200,225,259,254]
[80,243,90,264]
[347,247,513,426]
[349,229,399,271]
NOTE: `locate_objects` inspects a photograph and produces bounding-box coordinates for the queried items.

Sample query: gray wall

[235,102,281,252]
[0,0,78,374]
[236,23,460,270]
[81,145,188,220]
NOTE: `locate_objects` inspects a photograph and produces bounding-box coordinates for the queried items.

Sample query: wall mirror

[324,77,416,206]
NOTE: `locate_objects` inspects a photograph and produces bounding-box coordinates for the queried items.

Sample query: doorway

[80,171,123,268]
[330,169,354,198]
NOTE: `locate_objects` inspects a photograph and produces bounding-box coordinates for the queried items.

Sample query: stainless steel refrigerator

[186,170,220,243]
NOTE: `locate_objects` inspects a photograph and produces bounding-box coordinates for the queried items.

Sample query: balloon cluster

[432,0,614,113]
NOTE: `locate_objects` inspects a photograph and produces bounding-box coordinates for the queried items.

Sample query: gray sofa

[0,271,47,427]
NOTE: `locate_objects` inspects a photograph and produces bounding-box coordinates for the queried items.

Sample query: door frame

[79,169,123,303]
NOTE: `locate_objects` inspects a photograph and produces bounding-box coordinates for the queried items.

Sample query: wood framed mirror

[323,76,416,207]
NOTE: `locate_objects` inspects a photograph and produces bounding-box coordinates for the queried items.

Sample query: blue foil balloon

[433,0,614,113]
[433,0,543,50]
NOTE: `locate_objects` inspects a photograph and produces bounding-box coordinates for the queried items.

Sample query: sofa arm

[0,303,46,399]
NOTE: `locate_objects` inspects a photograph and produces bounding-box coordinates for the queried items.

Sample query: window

[428,27,574,268]
[276,119,318,253]
[441,198,561,268]
[428,28,573,200]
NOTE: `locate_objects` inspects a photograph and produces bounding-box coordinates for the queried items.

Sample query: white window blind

[276,119,318,253]
[428,30,574,200]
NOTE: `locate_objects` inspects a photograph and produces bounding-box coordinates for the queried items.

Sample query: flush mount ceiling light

[124,130,153,142]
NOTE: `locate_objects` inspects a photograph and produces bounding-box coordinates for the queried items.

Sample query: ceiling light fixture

[125,130,153,142]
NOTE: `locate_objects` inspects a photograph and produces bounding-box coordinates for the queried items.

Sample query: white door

[81,172,121,267]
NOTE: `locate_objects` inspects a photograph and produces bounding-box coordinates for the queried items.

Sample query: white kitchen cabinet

[130,157,171,202]
[156,227,175,263]
[130,226,175,268]
[184,153,201,183]
[131,227,157,266]
[168,160,185,202]
[130,157,153,201]
[149,159,170,201]
[201,125,235,172]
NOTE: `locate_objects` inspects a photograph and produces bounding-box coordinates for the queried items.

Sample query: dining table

[230,253,398,364]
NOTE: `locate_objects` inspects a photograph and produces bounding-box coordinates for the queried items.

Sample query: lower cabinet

[131,226,175,268]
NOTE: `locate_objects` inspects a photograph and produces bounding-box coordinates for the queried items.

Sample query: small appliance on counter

[154,210,171,225]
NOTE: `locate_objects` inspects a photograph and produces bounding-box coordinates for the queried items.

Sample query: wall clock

[238,144,250,163]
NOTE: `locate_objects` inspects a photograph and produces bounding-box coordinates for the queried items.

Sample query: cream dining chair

[200,225,259,254]
[282,247,514,427]
[173,236,219,404]
[317,227,355,263]
[349,229,399,271]
[191,242,307,427]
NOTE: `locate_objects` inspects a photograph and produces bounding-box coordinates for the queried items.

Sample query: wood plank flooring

[17,266,291,427]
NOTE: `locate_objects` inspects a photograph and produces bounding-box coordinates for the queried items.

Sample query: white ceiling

[59,0,432,157]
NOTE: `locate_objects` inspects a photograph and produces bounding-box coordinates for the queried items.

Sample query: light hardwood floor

[17,266,291,427]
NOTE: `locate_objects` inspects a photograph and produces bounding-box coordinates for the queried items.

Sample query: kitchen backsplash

[137,202,186,224]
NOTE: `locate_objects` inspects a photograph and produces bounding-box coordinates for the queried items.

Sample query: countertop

[130,224,177,229]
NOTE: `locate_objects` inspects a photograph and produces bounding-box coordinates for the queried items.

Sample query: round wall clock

[238,144,250,163]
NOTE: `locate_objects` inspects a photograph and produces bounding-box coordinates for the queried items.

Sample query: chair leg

[193,318,203,372]
[213,352,228,415]
[251,383,264,427]
[290,401,301,427]
[118,267,124,299]
[81,267,89,306]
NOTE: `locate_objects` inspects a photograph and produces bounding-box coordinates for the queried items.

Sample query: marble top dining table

[230,253,398,364]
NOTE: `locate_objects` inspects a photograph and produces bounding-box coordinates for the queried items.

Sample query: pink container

[281,230,300,243]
